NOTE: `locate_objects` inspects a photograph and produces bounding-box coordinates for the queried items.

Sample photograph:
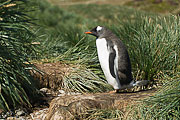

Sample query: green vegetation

[132,73,180,119]
[79,109,124,120]
[1,0,180,119]
[63,66,112,93]
[125,0,180,14]
[118,15,180,82]
[0,0,40,111]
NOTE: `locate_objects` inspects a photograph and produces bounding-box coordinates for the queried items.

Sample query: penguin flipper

[108,45,116,78]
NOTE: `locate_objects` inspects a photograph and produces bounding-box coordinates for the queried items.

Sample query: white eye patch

[96,26,102,31]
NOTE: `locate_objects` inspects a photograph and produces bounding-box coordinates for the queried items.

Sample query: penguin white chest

[96,38,121,89]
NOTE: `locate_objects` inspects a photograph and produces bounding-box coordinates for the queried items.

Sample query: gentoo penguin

[85,26,149,92]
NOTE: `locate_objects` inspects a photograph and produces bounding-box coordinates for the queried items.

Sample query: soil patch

[32,61,72,90]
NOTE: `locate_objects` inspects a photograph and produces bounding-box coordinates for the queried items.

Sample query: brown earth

[32,61,71,90]
[45,89,156,120]
[27,62,157,120]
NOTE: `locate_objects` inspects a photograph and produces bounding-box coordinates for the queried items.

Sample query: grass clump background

[131,73,180,120]
[0,0,180,119]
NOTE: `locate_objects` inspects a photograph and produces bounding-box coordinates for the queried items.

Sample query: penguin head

[85,26,106,38]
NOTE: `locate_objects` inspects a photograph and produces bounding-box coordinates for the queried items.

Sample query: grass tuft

[131,73,180,119]
[117,15,180,84]
[78,109,124,120]
[63,66,112,93]
[0,0,41,111]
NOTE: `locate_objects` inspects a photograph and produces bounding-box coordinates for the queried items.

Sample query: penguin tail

[133,80,150,87]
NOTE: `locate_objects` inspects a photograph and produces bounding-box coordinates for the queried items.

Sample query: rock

[40,88,49,93]
[58,90,66,96]
[15,109,25,116]
[7,117,15,120]
[0,109,4,114]
[48,106,73,120]
[58,90,65,94]
[0,111,14,119]
[29,108,48,120]
[45,90,156,120]
[7,117,25,120]
[67,92,81,95]
[40,88,52,95]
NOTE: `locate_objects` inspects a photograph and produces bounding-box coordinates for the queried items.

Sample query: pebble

[7,117,25,120]
[58,90,65,94]
[39,88,49,93]
[57,90,82,96]
[67,92,81,95]
[29,108,48,120]
[15,109,25,116]
[39,88,52,95]
[0,111,14,119]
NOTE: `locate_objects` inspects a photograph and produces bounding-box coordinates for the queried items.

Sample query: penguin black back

[105,30,133,85]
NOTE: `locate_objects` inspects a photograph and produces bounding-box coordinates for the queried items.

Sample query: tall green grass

[117,15,180,83]
[131,73,180,120]
[0,0,40,111]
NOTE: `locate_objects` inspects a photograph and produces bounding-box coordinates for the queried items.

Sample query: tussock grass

[131,73,180,120]
[0,0,41,111]
[77,109,124,120]
[53,35,111,93]
[117,15,180,84]
[63,66,112,93]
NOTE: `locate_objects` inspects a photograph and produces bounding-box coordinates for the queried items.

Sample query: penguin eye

[97,29,101,32]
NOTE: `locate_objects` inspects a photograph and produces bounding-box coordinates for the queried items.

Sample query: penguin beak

[85,31,92,34]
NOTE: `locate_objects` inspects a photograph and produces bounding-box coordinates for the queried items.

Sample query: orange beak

[85,31,92,34]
